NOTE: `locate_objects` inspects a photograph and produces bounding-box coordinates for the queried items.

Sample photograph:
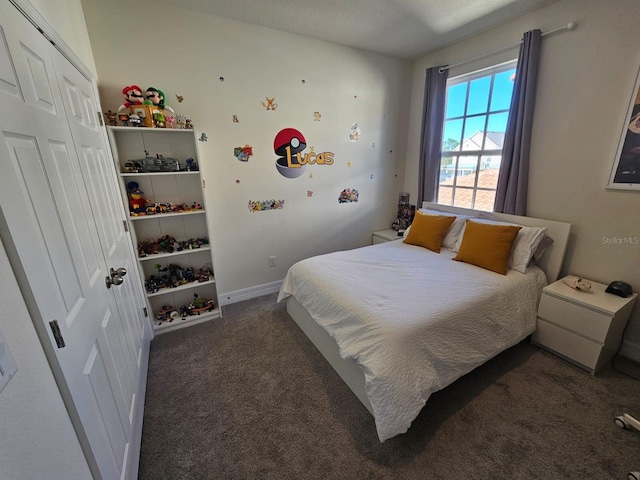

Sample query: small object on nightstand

[605,280,633,298]
[563,276,592,291]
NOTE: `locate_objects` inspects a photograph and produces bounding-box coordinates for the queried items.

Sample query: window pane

[451,157,476,191]
[443,119,463,151]
[446,83,467,119]
[452,188,473,208]
[479,154,500,171]
[487,112,508,135]
[437,186,453,205]
[440,156,455,183]
[490,69,516,112]
[466,77,491,115]
[473,189,496,211]
[461,115,486,150]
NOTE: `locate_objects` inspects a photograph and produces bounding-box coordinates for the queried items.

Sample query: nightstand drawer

[532,318,602,371]
[538,293,612,342]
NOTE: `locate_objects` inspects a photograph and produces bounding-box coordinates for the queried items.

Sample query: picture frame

[608,64,640,190]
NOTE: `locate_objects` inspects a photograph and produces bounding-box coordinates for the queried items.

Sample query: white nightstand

[531,275,638,374]
[372,229,402,245]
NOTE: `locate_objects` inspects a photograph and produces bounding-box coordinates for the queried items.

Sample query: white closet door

[0,3,149,479]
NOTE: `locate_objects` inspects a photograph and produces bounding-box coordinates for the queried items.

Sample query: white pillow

[417,208,473,250]
[452,218,546,273]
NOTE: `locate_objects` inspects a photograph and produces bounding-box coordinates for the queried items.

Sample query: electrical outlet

[268,256,276,267]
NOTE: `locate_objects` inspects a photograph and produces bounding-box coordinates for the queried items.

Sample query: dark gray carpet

[138,293,640,479]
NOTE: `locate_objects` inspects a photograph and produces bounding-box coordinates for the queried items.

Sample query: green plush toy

[144,87,175,113]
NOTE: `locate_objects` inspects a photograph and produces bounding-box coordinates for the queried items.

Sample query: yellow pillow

[403,212,456,252]
[452,220,522,274]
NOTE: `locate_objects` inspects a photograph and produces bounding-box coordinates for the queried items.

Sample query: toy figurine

[153,111,166,128]
[127,181,148,215]
[104,110,118,126]
[129,114,141,127]
[185,158,198,171]
[118,85,144,113]
[144,87,175,114]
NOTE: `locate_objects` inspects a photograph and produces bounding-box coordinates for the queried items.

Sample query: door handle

[111,267,127,277]
[105,267,127,289]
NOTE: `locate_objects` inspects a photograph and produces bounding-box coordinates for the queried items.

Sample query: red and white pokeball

[274,128,307,178]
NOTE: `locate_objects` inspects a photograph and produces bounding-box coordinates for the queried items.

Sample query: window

[438,61,516,211]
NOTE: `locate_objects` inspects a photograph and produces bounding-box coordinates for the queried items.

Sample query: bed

[277,202,571,442]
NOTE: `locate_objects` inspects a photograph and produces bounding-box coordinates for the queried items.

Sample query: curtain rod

[438,21,577,74]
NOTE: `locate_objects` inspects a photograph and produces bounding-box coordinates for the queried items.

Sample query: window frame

[438,60,517,211]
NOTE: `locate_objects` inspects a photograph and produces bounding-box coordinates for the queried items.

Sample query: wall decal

[273,128,334,179]
[232,114,239,123]
[307,190,313,197]
[338,188,359,203]
[175,94,184,103]
[370,174,374,180]
[347,162,352,168]
[261,97,278,110]
[314,111,321,121]
[236,179,240,184]
[248,199,285,212]
[301,79,306,84]
[349,123,361,142]
[234,145,253,162]
[370,142,376,148]
[309,173,313,178]
[198,133,208,142]
[219,76,225,82]
[354,95,358,99]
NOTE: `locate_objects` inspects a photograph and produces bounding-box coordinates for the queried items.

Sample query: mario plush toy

[118,85,144,113]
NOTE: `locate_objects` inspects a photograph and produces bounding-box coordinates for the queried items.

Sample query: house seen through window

[438,61,517,211]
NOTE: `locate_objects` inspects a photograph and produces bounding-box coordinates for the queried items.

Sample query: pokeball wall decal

[274,128,307,178]
[273,128,334,179]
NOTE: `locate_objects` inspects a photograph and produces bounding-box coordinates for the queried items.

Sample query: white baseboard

[620,340,640,363]
[219,280,282,306]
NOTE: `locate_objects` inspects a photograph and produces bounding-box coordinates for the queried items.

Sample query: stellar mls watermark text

[602,236,639,245]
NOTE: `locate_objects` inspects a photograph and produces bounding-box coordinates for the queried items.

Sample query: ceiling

[156,0,557,59]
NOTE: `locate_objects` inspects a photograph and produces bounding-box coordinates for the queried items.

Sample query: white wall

[0,245,91,478]
[80,0,412,301]
[404,0,640,354]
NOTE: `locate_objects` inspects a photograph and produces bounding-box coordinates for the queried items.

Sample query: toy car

[182,294,215,317]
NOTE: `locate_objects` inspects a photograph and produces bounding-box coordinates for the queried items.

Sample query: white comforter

[277,239,547,442]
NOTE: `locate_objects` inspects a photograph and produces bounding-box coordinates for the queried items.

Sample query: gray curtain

[494,29,542,215]
[417,66,449,206]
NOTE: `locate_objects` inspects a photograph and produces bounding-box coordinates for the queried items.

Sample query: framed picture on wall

[608,64,640,190]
